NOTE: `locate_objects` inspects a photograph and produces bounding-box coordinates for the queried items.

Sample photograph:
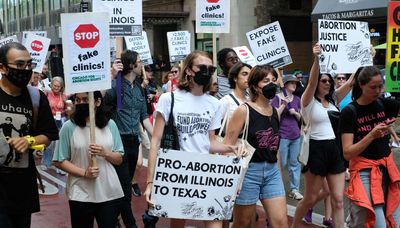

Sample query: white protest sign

[233,46,257,67]
[0,35,18,48]
[196,0,230,33]
[167,31,190,62]
[22,34,51,73]
[22,31,47,44]
[61,12,111,94]
[124,32,153,65]
[149,149,243,220]
[92,0,142,36]
[318,19,372,74]
[246,21,292,68]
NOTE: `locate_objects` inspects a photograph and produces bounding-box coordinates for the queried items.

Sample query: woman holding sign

[144,51,237,228]
[53,91,124,228]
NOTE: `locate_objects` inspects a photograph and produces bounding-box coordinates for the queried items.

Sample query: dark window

[289,0,302,10]
[271,16,312,41]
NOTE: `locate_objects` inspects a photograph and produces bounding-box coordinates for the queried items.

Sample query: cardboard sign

[124,31,153,65]
[196,0,230,33]
[167,31,191,62]
[232,46,256,67]
[61,12,111,94]
[21,31,47,44]
[22,34,51,73]
[149,149,244,220]
[318,19,372,74]
[246,21,292,68]
[92,0,142,36]
[385,1,400,92]
[0,35,18,48]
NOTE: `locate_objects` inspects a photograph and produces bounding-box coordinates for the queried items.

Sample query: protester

[162,71,174,93]
[0,42,58,227]
[292,69,305,97]
[216,48,239,99]
[53,91,125,228]
[224,65,288,228]
[209,76,219,97]
[291,43,349,228]
[144,50,237,228]
[166,65,180,92]
[104,50,154,228]
[271,75,303,200]
[335,73,352,110]
[339,66,400,227]
[30,72,42,90]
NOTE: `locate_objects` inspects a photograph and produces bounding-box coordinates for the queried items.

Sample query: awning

[374,43,387,49]
[311,0,388,22]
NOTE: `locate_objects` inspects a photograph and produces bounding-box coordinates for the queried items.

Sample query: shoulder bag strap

[241,103,250,142]
[229,93,240,106]
[168,92,174,125]
[218,102,230,137]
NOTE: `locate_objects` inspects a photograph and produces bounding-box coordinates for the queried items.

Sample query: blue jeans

[279,137,301,191]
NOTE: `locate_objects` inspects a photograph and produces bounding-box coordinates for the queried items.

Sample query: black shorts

[301,139,345,176]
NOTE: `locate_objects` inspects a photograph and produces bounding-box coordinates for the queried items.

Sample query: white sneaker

[288,189,304,200]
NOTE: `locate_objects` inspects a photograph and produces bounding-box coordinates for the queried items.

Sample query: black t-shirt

[247,105,280,163]
[339,98,399,160]
[0,87,58,214]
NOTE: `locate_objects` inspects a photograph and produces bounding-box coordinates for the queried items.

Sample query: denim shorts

[235,162,285,205]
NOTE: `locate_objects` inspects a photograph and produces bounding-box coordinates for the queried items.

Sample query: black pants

[0,212,31,228]
[114,134,140,228]
[69,198,122,228]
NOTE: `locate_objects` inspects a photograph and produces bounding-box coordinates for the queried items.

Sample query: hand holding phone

[385,118,396,126]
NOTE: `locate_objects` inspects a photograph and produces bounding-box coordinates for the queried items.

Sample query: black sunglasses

[193,64,217,74]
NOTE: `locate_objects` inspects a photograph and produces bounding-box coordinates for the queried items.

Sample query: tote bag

[160,92,180,150]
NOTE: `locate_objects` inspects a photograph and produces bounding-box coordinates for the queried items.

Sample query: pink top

[47,92,67,116]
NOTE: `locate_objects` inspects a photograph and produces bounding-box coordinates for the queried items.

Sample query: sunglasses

[320,79,333,84]
[193,64,217,74]
[336,77,346,81]
[171,70,178,74]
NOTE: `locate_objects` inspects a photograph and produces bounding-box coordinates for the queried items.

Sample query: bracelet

[146,181,153,185]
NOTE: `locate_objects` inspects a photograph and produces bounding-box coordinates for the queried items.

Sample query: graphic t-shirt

[156,90,222,154]
[339,98,400,160]
[0,86,58,214]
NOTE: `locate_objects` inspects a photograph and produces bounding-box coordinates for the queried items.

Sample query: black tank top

[246,104,280,163]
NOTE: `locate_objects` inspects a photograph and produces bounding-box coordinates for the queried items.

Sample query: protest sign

[22,34,51,73]
[196,0,230,33]
[167,31,190,62]
[0,35,18,48]
[22,31,47,44]
[385,1,400,92]
[149,149,244,220]
[246,21,292,68]
[318,19,372,74]
[124,31,153,65]
[92,0,142,36]
[61,12,110,94]
[233,46,256,67]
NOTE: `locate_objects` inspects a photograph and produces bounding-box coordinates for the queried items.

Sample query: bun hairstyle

[351,66,381,101]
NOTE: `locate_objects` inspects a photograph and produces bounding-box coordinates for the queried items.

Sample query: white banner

[246,21,292,68]
[196,0,230,33]
[149,149,244,220]
[232,46,256,67]
[61,12,111,94]
[318,19,372,74]
[0,35,18,47]
[167,31,191,62]
[92,0,142,36]
[124,31,153,65]
[21,31,47,44]
[22,34,51,73]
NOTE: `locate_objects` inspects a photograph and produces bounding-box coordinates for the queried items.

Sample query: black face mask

[262,83,277,99]
[74,103,90,118]
[193,65,215,86]
[6,67,33,88]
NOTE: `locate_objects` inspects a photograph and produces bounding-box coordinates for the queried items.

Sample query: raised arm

[301,44,321,108]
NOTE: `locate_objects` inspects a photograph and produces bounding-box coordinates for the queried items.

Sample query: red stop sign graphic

[207,0,219,2]
[239,49,248,57]
[74,24,100,48]
[31,40,43,52]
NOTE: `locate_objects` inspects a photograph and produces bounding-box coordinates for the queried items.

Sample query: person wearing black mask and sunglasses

[0,42,58,227]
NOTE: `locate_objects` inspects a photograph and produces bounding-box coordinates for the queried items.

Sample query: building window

[34,0,44,14]
[271,16,312,42]
[19,0,29,18]
[69,0,81,5]
[289,0,302,10]
[51,0,61,10]
[7,0,16,21]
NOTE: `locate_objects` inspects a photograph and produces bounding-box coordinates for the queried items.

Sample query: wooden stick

[88,91,97,167]
[212,33,217,77]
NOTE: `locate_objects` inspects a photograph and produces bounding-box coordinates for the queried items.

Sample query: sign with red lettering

[22,34,51,73]
[61,12,110,94]
[196,0,230,33]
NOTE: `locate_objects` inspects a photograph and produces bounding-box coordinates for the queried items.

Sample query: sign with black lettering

[385,1,400,92]
[246,21,292,68]
[318,19,372,74]
[61,12,110,94]
[92,0,142,36]
[167,31,190,62]
[196,0,230,33]
[124,31,153,65]
[22,33,51,73]
[149,149,244,220]
[0,35,18,48]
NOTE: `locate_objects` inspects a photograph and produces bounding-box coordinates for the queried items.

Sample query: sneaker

[142,210,159,228]
[323,217,333,228]
[303,208,313,224]
[288,189,304,200]
[132,183,142,197]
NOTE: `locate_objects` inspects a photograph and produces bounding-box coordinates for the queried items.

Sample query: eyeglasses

[336,77,346,81]
[7,60,37,70]
[193,64,217,75]
[320,79,332,84]
[171,70,178,74]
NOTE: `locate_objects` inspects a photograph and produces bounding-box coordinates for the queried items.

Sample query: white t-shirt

[53,120,124,203]
[301,97,337,140]
[156,90,222,154]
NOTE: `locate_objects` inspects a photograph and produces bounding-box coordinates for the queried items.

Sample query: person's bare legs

[261,196,288,228]
[326,172,345,228]
[232,204,257,228]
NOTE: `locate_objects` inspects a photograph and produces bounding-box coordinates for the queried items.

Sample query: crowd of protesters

[0,39,399,228]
